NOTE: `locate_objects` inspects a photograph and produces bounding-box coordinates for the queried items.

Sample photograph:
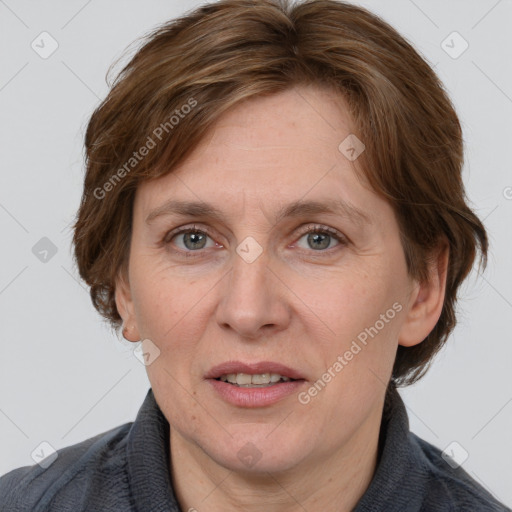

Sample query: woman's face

[117,85,428,474]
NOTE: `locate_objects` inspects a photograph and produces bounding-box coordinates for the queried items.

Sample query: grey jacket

[0,385,510,511]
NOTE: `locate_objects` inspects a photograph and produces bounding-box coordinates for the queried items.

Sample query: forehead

[200,84,357,159]
[134,85,377,220]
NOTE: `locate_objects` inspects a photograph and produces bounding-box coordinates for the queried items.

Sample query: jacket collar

[126,384,421,512]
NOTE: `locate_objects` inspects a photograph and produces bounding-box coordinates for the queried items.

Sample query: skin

[116,84,449,512]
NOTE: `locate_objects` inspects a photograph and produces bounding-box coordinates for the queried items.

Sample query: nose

[215,245,291,339]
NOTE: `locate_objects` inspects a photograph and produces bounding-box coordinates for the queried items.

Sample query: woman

[1,0,509,510]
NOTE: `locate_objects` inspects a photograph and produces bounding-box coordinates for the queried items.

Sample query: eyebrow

[145,198,372,228]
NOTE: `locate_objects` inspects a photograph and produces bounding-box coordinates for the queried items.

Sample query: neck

[169,406,383,512]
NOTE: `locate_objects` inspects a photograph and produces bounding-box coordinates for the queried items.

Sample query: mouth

[206,364,307,407]
[215,372,300,388]
[205,360,306,383]
[205,361,307,407]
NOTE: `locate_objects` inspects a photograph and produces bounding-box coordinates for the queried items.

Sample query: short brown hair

[72,0,488,386]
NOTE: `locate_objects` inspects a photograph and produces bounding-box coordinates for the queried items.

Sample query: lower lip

[207,379,306,407]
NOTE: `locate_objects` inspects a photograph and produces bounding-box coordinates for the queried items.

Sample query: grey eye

[296,231,340,251]
[173,231,215,251]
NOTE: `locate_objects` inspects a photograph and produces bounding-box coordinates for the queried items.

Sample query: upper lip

[205,361,306,380]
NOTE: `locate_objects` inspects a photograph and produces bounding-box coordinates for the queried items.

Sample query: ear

[398,241,449,347]
[115,268,141,342]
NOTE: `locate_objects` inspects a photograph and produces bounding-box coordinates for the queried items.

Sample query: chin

[202,429,309,475]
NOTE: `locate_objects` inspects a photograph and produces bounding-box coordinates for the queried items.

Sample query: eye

[165,225,219,253]
[163,223,347,256]
[293,225,346,252]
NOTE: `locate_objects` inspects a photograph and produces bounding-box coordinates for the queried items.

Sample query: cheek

[130,256,218,350]
[295,261,404,376]
[293,263,388,335]
[131,262,184,335]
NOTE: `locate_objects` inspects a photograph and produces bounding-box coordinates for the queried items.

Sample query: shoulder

[410,433,511,511]
[0,422,133,512]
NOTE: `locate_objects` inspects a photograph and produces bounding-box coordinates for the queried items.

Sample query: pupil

[308,233,329,250]
[184,232,206,250]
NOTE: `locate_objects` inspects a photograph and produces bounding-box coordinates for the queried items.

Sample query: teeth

[219,373,291,386]
[236,373,252,385]
[251,373,271,384]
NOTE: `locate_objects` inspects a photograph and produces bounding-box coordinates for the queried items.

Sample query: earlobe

[398,242,449,348]
[114,271,141,342]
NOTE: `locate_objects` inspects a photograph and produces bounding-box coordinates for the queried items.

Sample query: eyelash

[163,223,347,258]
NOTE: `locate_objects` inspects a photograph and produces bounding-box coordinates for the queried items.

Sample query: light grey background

[1,0,511,506]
